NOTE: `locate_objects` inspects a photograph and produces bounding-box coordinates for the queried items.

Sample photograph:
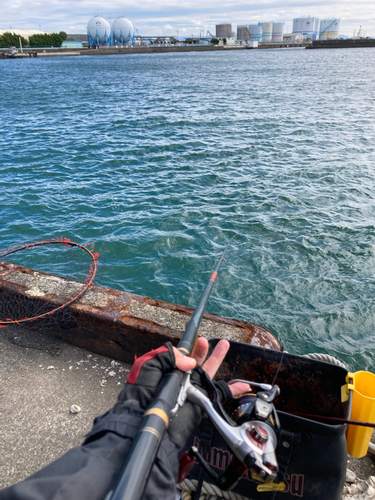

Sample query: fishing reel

[177,373,281,491]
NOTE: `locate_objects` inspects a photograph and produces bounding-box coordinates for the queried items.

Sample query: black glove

[117,342,232,451]
[169,365,232,451]
[117,343,175,409]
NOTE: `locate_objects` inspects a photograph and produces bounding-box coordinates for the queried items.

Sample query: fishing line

[271,349,285,387]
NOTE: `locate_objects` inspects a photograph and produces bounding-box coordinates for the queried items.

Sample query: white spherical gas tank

[87,16,111,44]
[112,17,134,43]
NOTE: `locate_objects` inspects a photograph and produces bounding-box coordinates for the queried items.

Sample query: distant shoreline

[0,43,307,59]
[2,38,374,60]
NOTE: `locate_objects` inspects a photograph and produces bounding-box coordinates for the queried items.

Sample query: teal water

[1,48,375,370]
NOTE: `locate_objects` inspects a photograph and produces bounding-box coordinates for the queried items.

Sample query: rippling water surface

[1,48,375,370]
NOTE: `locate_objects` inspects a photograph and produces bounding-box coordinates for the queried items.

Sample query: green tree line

[0,32,28,47]
[28,32,64,46]
[0,31,67,47]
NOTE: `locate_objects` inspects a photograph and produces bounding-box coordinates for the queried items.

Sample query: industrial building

[283,33,304,43]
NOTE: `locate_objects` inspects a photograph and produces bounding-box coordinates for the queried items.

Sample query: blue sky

[2,0,374,37]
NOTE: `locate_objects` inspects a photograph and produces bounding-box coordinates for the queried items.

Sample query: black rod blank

[107,242,231,500]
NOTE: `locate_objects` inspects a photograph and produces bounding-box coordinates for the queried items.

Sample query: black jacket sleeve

[0,405,179,500]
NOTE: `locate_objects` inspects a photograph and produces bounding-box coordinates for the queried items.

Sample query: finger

[202,339,230,379]
[228,382,251,398]
[191,337,209,366]
[173,347,197,371]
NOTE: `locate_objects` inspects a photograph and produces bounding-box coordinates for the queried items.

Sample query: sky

[2,0,375,38]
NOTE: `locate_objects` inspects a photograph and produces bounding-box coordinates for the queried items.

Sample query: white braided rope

[177,479,249,500]
[302,352,347,368]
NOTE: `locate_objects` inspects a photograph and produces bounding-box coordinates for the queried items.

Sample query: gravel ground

[0,331,131,489]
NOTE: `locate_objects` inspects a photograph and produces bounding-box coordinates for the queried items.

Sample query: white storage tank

[319,19,340,40]
[112,17,134,44]
[292,17,319,39]
[87,16,111,45]
[272,22,285,42]
[249,25,263,41]
[259,22,273,42]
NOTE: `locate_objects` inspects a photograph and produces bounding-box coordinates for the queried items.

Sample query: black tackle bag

[184,339,351,500]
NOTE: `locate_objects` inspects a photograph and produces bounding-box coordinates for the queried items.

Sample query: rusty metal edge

[0,261,282,364]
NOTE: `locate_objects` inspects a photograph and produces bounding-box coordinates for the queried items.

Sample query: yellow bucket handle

[341,372,355,402]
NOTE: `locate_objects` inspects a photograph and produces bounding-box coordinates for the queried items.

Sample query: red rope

[0,237,99,326]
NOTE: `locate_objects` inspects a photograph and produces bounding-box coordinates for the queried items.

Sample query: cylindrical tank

[215,24,232,38]
[249,25,263,41]
[237,25,251,41]
[319,19,340,40]
[258,22,273,42]
[272,22,285,42]
[112,17,134,44]
[87,16,111,45]
[292,17,319,39]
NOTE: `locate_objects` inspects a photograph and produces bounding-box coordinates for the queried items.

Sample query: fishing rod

[106,241,232,500]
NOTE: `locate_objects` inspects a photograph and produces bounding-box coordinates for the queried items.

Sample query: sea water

[1,48,375,371]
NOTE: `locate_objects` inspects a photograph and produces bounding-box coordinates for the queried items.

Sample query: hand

[174,338,250,398]
[118,339,249,451]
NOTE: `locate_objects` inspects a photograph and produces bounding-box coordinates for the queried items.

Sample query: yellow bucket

[346,371,375,458]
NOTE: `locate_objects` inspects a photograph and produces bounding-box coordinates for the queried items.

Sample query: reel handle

[186,447,249,491]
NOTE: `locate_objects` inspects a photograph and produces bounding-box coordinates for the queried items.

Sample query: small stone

[348,484,358,495]
[366,485,375,498]
[108,371,116,377]
[46,366,54,370]
[346,469,357,484]
[100,380,107,387]
[357,481,369,494]
[70,405,81,414]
